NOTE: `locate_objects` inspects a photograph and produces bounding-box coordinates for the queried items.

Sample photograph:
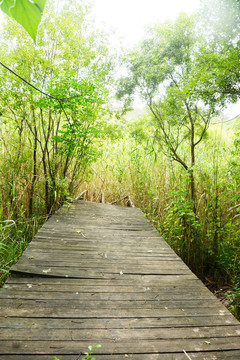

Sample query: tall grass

[0,183,47,285]
[82,117,240,318]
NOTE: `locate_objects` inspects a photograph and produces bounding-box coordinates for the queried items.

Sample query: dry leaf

[42,268,51,274]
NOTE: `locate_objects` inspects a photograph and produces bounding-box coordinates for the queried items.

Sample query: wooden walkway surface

[0,200,240,359]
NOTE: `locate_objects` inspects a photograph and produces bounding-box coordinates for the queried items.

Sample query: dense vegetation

[0,0,113,284]
[0,0,239,318]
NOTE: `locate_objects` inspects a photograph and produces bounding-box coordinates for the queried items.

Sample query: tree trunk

[189,168,197,215]
[29,107,37,216]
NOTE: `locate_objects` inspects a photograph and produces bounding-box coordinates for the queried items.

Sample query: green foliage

[82,344,102,360]
[0,201,45,285]
[225,279,240,319]
[53,344,101,360]
[0,0,47,42]
[0,0,113,286]
[189,0,240,107]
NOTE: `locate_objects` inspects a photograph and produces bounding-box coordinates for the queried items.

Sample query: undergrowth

[0,200,47,286]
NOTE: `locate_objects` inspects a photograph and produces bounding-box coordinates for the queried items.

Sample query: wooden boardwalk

[0,200,240,359]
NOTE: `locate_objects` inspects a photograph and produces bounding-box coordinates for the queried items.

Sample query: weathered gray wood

[0,200,239,359]
[0,316,238,329]
[0,298,223,310]
[0,337,240,354]
[0,291,221,301]
[1,304,231,318]
[6,273,200,284]
[0,284,211,295]
[1,353,240,360]
[12,255,183,266]
[1,325,240,341]
[75,189,88,200]
[11,265,192,277]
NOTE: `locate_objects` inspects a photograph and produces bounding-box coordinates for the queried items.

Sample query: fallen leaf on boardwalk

[205,341,211,344]
[76,230,81,233]
[120,271,124,275]
[28,256,34,259]
[42,268,51,274]
[27,284,32,288]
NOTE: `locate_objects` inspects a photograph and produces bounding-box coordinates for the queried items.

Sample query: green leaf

[0,0,47,42]
[0,0,14,17]
[88,345,94,352]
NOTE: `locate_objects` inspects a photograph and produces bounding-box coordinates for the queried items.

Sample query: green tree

[0,0,112,215]
[117,14,214,214]
[190,0,240,107]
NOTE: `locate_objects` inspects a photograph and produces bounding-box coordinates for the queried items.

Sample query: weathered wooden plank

[1,284,210,295]
[0,337,240,354]
[32,237,169,247]
[1,326,240,343]
[0,316,238,329]
[37,225,157,233]
[0,280,215,291]
[14,248,175,259]
[1,352,240,360]
[6,273,200,284]
[12,261,187,272]
[0,281,217,296]
[0,305,230,318]
[0,291,220,301]
[1,326,240,341]
[0,298,222,309]
[13,255,182,265]
[21,238,173,248]
[10,265,192,277]
[12,243,176,254]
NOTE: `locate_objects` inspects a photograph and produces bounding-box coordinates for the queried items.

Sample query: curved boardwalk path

[0,200,240,359]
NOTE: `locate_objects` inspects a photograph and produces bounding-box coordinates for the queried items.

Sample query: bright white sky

[93,0,200,46]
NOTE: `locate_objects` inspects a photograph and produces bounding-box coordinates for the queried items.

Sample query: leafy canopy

[0,0,47,42]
